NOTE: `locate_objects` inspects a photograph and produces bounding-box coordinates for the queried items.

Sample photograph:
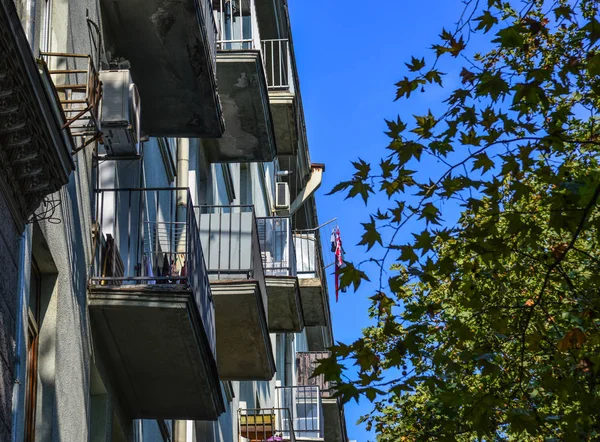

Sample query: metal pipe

[176,139,189,261]
[11,226,32,442]
[23,0,37,46]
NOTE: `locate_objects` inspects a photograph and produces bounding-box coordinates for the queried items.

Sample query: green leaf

[413,230,434,255]
[474,10,498,33]
[493,25,526,48]
[405,56,425,72]
[472,152,495,173]
[338,262,370,292]
[424,69,444,86]
[358,217,383,251]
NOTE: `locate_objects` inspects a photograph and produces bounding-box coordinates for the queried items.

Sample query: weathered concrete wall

[0,192,20,442]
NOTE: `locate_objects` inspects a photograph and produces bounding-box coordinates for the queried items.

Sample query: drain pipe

[173,138,190,440]
[11,227,32,442]
[23,0,37,45]
[176,138,190,272]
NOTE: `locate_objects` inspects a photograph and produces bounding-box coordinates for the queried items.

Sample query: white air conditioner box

[275,182,290,210]
[99,70,141,157]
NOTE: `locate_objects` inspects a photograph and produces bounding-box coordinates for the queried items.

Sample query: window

[221,164,235,204]
[158,138,177,183]
[240,164,252,205]
[157,420,173,442]
[24,260,41,442]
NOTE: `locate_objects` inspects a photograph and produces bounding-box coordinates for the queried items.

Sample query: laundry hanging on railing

[331,226,345,302]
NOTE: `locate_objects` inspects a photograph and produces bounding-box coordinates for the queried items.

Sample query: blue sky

[287,1,467,440]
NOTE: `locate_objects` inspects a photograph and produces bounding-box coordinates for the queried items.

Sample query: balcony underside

[100,0,223,137]
[266,276,304,332]
[211,281,275,381]
[88,284,224,420]
[322,398,346,442]
[298,278,327,326]
[269,91,297,155]
[205,51,276,162]
[0,0,74,231]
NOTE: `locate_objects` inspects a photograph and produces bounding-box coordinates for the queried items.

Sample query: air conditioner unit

[98,70,141,157]
[275,182,290,210]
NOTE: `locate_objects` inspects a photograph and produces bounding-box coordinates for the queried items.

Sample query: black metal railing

[277,386,323,439]
[195,205,264,282]
[91,188,215,348]
[257,216,296,277]
[238,408,297,442]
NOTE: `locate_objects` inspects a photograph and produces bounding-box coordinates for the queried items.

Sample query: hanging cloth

[333,226,345,301]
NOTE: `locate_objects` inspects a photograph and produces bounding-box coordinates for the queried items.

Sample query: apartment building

[0,0,350,441]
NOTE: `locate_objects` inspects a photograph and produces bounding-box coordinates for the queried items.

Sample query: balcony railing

[201,0,218,71]
[261,39,291,89]
[196,205,265,283]
[214,0,261,51]
[294,221,338,279]
[91,188,214,340]
[277,386,323,439]
[239,408,297,442]
[257,216,296,277]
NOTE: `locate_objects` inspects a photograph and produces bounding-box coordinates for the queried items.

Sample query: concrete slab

[265,276,304,332]
[100,0,223,137]
[88,284,224,420]
[298,278,327,326]
[269,91,297,155]
[205,51,276,162]
[210,281,275,381]
[322,398,345,442]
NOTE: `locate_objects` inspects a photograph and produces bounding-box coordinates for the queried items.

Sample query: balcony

[294,232,328,326]
[257,217,303,332]
[296,353,347,442]
[100,0,223,137]
[0,0,75,231]
[197,205,275,380]
[204,0,276,162]
[262,39,297,156]
[239,408,297,442]
[89,188,224,420]
[276,386,324,441]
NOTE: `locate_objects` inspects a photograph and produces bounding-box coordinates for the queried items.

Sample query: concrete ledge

[265,276,304,332]
[205,50,276,162]
[210,280,276,380]
[298,278,327,326]
[269,91,297,156]
[88,284,224,420]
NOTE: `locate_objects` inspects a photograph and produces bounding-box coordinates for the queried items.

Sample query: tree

[324,1,600,440]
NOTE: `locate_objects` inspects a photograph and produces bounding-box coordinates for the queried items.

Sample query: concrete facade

[2,0,349,441]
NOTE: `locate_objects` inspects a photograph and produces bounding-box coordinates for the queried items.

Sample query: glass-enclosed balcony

[89,188,224,420]
[196,205,275,380]
[205,0,276,162]
[257,216,304,332]
[277,386,324,441]
[239,408,297,442]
